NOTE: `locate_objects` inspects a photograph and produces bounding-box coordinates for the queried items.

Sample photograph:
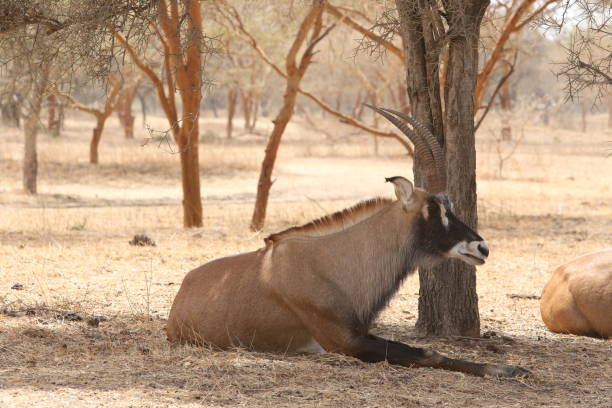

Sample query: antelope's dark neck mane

[265,198,393,243]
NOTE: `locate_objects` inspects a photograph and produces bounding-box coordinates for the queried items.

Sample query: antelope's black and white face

[387,176,489,266]
[419,195,489,266]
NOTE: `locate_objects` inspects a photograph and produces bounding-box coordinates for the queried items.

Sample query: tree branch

[112,29,178,128]
[54,90,101,117]
[325,3,403,59]
[513,0,559,32]
[475,56,516,132]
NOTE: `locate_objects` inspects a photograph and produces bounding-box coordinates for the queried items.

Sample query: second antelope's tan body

[540,248,612,338]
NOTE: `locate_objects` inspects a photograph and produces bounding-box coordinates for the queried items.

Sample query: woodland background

[1,1,611,407]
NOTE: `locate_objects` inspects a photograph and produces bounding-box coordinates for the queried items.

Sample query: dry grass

[1,112,611,407]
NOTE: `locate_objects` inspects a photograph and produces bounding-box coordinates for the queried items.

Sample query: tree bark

[396,0,488,337]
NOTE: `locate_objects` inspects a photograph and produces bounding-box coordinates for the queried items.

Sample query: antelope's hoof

[489,364,530,378]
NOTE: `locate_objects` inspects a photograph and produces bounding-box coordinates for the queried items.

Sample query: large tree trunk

[23,68,50,194]
[396,0,488,337]
[251,78,299,231]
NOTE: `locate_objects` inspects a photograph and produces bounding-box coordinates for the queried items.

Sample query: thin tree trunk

[210,96,218,118]
[89,117,105,164]
[250,92,260,132]
[499,63,512,140]
[241,89,253,130]
[251,78,300,231]
[1,96,20,127]
[227,87,237,139]
[47,94,60,137]
[352,89,363,118]
[23,114,39,194]
[137,91,147,127]
[23,68,50,194]
[117,83,139,139]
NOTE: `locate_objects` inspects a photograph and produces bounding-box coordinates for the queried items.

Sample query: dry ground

[1,112,611,407]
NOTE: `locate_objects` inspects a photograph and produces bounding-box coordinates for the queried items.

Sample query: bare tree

[216,1,415,159]
[217,0,331,231]
[113,0,208,228]
[55,74,122,164]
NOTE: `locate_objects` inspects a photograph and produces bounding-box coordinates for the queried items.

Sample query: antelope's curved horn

[378,107,447,193]
[364,104,442,193]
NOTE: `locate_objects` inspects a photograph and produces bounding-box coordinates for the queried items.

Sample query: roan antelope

[167,105,528,377]
[540,248,612,338]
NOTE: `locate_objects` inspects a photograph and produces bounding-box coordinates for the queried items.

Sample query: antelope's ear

[386,176,414,209]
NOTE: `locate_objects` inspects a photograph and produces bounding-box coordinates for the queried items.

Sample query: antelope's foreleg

[352,334,528,378]
[285,301,528,378]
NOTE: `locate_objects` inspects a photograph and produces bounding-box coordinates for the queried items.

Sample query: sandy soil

[1,113,611,407]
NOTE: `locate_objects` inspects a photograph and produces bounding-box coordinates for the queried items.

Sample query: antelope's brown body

[167,106,528,378]
[167,196,413,352]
